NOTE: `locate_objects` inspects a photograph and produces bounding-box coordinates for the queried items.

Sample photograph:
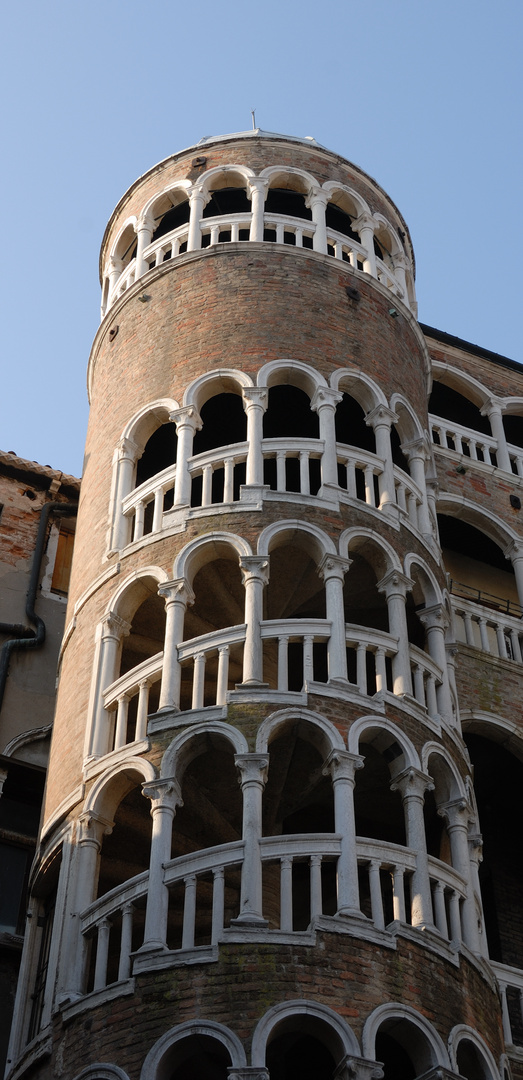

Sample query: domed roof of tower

[195,129,328,150]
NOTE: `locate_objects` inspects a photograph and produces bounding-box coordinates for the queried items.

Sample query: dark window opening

[166,1035,231,1080]
[192,393,247,456]
[135,423,177,488]
[390,427,410,474]
[264,386,319,440]
[202,187,250,217]
[428,382,492,436]
[325,203,360,241]
[335,393,375,453]
[504,413,523,450]
[265,188,312,221]
[266,1032,336,1080]
[151,201,190,242]
[375,1031,417,1080]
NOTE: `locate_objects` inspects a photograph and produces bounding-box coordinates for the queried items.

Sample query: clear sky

[1,0,521,478]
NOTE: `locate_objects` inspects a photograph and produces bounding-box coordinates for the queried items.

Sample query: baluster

[517,455,523,478]
[454,431,464,454]
[395,482,407,513]
[299,451,310,495]
[448,890,462,944]
[93,918,111,991]
[135,680,150,740]
[192,652,206,709]
[356,642,367,694]
[510,629,522,662]
[114,694,129,750]
[231,222,239,242]
[426,673,439,718]
[303,635,314,685]
[118,903,134,981]
[346,460,357,498]
[295,228,303,247]
[134,501,145,541]
[202,464,213,506]
[462,611,475,646]
[210,225,220,245]
[334,240,343,260]
[223,457,234,503]
[433,881,448,939]
[152,487,164,533]
[280,857,293,931]
[374,646,387,694]
[173,236,181,256]
[278,636,289,691]
[364,464,375,505]
[498,982,513,1046]
[391,865,406,923]
[310,855,322,918]
[216,646,230,706]
[468,438,478,461]
[276,451,286,492]
[407,491,418,527]
[211,867,225,944]
[182,874,197,950]
[412,664,426,708]
[495,624,508,659]
[369,861,385,930]
[478,617,491,652]
[276,222,285,244]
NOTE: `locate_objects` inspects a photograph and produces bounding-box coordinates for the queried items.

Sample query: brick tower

[8,131,523,1080]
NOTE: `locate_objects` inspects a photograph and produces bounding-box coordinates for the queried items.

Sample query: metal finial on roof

[251,109,256,130]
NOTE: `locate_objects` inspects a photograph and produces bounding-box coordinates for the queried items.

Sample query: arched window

[456,1037,494,1080]
[190,393,247,506]
[179,552,245,711]
[263,385,321,496]
[264,538,327,690]
[374,1015,437,1079]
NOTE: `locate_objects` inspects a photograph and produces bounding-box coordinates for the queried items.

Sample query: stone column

[111,436,140,551]
[391,251,409,302]
[318,555,350,683]
[233,754,269,926]
[157,578,195,709]
[139,779,183,952]
[323,750,365,917]
[468,832,488,957]
[68,813,113,996]
[505,541,523,609]
[107,254,124,300]
[482,397,511,473]
[364,404,398,514]
[353,213,377,278]
[187,184,210,251]
[390,767,435,929]
[402,438,434,538]
[377,570,414,697]
[90,613,131,758]
[239,556,270,686]
[170,405,202,508]
[418,604,454,722]
[305,186,329,254]
[311,386,343,491]
[242,387,268,488]
[439,798,480,953]
[134,213,155,279]
[248,177,269,242]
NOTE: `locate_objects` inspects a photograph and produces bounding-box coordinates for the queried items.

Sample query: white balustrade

[430,414,498,466]
[105,214,413,315]
[261,618,331,689]
[507,441,523,478]
[451,594,523,663]
[177,625,246,708]
[490,961,523,1048]
[408,644,444,717]
[122,462,177,542]
[262,437,323,496]
[393,467,423,531]
[188,443,248,507]
[103,652,163,749]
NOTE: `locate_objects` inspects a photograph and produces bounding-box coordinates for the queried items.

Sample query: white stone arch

[255,706,345,757]
[2,723,51,768]
[460,710,523,765]
[448,1024,499,1080]
[259,164,319,196]
[348,715,420,772]
[322,180,370,221]
[85,756,157,823]
[389,393,425,445]
[251,998,360,1067]
[339,527,402,575]
[197,163,256,197]
[72,1066,131,1080]
[502,395,523,417]
[436,492,521,556]
[430,360,492,411]
[257,519,336,561]
[121,398,180,454]
[421,741,467,803]
[105,565,169,624]
[183,367,254,411]
[403,552,443,608]
[108,215,138,262]
[362,1003,450,1070]
[330,368,387,413]
[257,357,328,397]
[140,1019,247,1080]
[141,180,193,226]
[173,531,252,585]
[160,720,248,781]
[372,213,405,259]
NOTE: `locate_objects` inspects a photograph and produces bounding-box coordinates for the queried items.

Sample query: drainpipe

[0,500,78,714]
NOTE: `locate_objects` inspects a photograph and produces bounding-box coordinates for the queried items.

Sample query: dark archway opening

[151,201,190,243]
[429,382,491,437]
[375,1031,417,1080]
[136,423,177,488]
[166,1034,231,1080]
[266,1031,336,1080]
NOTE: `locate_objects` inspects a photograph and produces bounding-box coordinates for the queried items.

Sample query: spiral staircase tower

[7,131,516,1080]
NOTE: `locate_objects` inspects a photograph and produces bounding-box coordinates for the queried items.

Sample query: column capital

[417,603,450,631]
[136,211,155,233]
[317,553,351,583]
[503,539,523,563]
[400,436,431,462]
[353,212,375,233]
[246,176,269,199]
[108,254,124,272]
[334,1055,384,1080]
[364,403,398,430]
[390,766,434,800]
[310,386,343,413]
[142,777,183,814]
[77,811,114,847]
[234,753,269,787]
[228,1069,270,1080]
[377,569,414,599]
[158,577,195,607]
[188,183,211,206]
[323,749,365,784]
[116,436,140,461]
[169,404,202,433]
[438,797,473,830]
[480,394,505,418]
[101,611,131,640]
[241,386,268,412]
[305,186,330,210]
[239,555,270,587]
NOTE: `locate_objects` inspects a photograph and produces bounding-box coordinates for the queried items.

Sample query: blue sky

[1,0,521,478]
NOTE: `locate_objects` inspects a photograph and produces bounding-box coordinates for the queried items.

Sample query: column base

[234,681,270,691]
[230,914,269,929]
